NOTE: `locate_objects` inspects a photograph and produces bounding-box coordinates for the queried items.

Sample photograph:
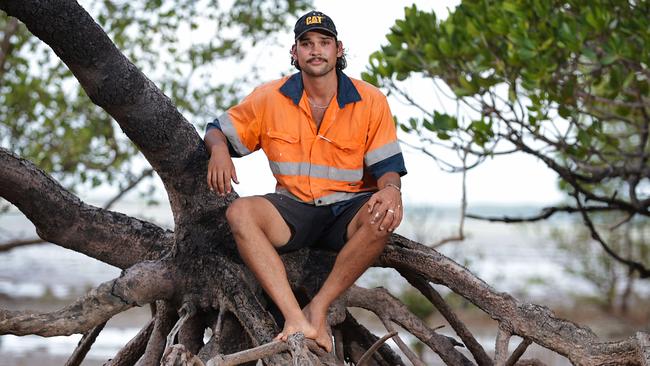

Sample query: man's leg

[225,197,319,345]
[303,206,391,352]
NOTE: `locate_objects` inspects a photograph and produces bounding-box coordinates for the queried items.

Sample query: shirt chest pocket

[264,130,300,161]
[319,135,364,170]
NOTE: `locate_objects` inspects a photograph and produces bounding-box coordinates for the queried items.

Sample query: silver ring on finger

[387,209,395,214]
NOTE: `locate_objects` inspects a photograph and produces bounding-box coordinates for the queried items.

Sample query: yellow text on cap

[305,16,323,25]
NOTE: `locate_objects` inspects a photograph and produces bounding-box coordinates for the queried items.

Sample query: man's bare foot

[274,314,318,344]
[303,303,332,352]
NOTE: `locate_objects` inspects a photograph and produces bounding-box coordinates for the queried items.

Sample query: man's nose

[310,44,322,56]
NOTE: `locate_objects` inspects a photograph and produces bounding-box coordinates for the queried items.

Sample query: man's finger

[209,169,218,193]
[225,170,232,194]
[367,195,378,213]
[207,169,213,191]
[231,167,239,185]
[217,170,226,195]
[379,208,396,231]
[389,207,403,232]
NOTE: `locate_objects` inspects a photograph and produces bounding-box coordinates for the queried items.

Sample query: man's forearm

[377,172,401,192]
[204,129,230,156]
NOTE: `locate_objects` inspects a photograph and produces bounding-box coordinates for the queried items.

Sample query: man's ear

[336,41,343,57]
[290,44,297,60]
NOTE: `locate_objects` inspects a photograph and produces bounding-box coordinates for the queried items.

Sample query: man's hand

[366,184,402,232]
[207,144,239,196]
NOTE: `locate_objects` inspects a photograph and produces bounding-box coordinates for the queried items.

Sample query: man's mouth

[308,58,326,64]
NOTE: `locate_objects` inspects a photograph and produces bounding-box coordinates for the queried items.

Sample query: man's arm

[366,171,403,233]
[205,128,239,196]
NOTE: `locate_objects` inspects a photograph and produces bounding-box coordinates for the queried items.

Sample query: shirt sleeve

[215,90,262,157]
[364,95,407,180]
[205,119,242,158]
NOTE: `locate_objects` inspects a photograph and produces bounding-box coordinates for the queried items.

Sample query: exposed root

[356,331,398,366]
[0,260,173,337]
[165,302,197,352]
[64,321,106,366]
[105,319,155,366]
[381,238,650,365]
[138,301,178,366]
[0,281,131,336]
[347,285,471,365]
[400,271,492,366]
[205,333,330,366]
[162,344,205,366]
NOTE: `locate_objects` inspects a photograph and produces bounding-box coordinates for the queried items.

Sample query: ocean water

[0,201,637,365]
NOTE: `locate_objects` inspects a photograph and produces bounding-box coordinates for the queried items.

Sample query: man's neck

[302,70,338,102]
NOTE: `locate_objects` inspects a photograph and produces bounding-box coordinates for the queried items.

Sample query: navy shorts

[261,193,372,253]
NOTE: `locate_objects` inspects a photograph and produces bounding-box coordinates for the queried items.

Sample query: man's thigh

[233,196,291,248]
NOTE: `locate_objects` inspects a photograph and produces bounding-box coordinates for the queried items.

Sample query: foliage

[0,0,311,193]
[399,287,435,319]
[363,0,650,207]
[363,0,650,280]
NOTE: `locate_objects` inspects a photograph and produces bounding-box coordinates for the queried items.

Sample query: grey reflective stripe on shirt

[218,112,251,156]
[268,161,363,182]
[364,141,402,166]
[275,187,313,204]
[276,187,369,206]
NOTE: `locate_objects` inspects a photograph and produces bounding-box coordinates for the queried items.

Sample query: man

[204,10,406,352]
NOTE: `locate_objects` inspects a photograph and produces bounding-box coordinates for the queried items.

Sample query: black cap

[294,11,337,40]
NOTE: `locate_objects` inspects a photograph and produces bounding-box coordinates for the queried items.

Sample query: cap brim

[295,27,337,40]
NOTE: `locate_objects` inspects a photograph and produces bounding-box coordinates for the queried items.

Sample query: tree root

[347,285,472,365]
[383,237,650,365]
[105,318,155,366]
[356,331,398,366]
[64,321,106,366]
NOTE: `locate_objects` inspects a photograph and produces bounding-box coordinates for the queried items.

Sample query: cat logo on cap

[305,16,323,25]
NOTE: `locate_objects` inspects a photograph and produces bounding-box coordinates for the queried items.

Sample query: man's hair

[290,39,348,71]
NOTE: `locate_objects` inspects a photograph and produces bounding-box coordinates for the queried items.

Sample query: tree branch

[381,236,650,365]
[336,312,405,365]
[466,205,619,223]
[357,331,398,366]
[0,237,46,253]
[105,319,155,366]
[0,260,174,336]
[573,192,650,279]
[102,168,155,210]
[139,301,179,366]
[0,147,172,268]
[494,325,512,366]
[206,333,330,366]
[346,286,473,366]
[400,272,492,366]
[64,321,107,366]
[505,339,532,366]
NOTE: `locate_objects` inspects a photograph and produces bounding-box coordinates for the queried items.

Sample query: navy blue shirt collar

[279,70,362,109]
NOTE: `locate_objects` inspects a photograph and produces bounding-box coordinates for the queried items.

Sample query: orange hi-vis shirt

[208,71,407,206]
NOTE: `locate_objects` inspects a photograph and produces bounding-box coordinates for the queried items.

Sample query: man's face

[292,31,343,78]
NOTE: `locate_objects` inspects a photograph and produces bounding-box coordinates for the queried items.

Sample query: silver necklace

[308,96,332,109]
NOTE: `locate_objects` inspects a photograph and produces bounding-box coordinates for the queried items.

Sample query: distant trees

[0,0,311,250]
[363,0,650,278]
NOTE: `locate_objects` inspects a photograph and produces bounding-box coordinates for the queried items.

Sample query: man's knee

[355,211,392,243]
[225,198,252,232]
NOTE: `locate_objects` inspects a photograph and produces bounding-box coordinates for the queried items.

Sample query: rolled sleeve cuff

[205,118,242,158]
[368,153,407,180]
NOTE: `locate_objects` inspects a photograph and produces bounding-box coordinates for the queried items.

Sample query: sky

[223,0,565,207]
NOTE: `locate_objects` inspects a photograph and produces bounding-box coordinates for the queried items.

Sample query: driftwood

[0,1,648,365]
